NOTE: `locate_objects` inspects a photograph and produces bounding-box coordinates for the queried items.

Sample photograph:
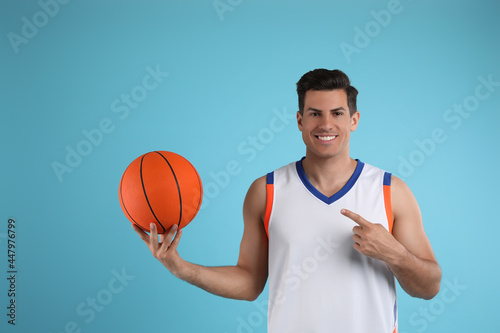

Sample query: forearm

[132,178,269,302]
[387,248,442,300]
[173,259,264,301]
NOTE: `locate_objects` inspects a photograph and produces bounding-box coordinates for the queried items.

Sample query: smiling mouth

[315,135,338,142]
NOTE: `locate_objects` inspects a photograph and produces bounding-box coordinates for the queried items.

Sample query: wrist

[386,242,410,268]
[170,257,192,281]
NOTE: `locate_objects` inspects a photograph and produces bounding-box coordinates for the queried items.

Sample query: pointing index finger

[341,209,370,227]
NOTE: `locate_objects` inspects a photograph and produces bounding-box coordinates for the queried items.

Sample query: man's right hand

[132,223,185,278]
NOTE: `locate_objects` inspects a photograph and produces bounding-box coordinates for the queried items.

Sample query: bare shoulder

[391,175,420,217]
[391,174,412,195]
[248,175,267,192]
[390,175,437,262]
[243,175,267,222]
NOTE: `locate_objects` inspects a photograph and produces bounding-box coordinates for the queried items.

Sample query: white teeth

[318,135,336,140]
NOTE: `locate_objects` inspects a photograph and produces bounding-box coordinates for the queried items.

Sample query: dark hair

[296,69,358,116]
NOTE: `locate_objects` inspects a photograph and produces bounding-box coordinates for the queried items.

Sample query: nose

[318,114,334,131]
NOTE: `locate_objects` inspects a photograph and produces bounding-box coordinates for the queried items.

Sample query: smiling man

[133,69,441,333]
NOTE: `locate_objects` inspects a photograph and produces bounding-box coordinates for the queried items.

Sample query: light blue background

[1,0,499,332]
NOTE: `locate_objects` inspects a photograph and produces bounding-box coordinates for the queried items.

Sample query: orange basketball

[119,151,203,233]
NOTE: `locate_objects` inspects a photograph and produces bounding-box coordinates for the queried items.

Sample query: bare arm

[341,175,441,300]
[132,176,268,301]
[389,175,442,299]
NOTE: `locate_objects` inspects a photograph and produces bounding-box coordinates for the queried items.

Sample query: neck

[301,152,358,196]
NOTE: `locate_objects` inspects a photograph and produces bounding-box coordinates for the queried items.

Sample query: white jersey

[264,158,397,333]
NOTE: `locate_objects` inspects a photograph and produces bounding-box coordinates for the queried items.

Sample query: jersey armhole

[383,172,394,234]
[264,172,274,238]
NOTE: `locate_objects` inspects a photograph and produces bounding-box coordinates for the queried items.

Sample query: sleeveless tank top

[264,158,398,333]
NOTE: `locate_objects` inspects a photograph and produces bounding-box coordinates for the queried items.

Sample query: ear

[350,111,360,132]
[297,111,303,131]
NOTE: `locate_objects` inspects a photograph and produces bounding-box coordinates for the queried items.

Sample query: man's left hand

[341,208,405,263]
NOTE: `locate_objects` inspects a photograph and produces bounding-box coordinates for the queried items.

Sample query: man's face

[297,89,359,160]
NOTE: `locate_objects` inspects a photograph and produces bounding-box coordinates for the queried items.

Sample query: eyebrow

[306,107,346,112]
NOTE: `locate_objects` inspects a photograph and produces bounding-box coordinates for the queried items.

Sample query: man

[133,69,441,332]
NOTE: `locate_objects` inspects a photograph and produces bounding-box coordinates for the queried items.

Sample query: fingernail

[341,209,346,214]
[172,224,178,230]
[150,223,155,229]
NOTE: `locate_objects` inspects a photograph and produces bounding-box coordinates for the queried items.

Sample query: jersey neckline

[295,157,365,205]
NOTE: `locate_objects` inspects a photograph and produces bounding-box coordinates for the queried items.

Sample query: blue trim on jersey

[295,157,365,205]
[383,172,392,186]
[267,171,274,185]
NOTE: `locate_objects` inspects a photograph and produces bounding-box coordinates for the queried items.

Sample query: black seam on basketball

[141,154,166,233]
[155,151,183,227]
[131,220,147,231]
[120,173,142,227]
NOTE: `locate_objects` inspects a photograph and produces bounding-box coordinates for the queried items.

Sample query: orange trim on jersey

[384,184,394,234]
[264,183,273,238]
